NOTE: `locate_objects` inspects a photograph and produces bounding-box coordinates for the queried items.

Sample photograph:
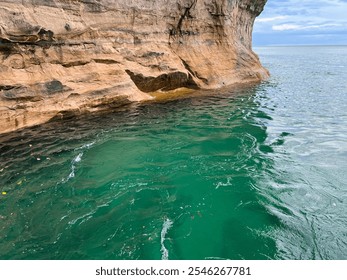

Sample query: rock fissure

[177,0,197,35]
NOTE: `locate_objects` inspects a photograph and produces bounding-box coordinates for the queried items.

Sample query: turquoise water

[0,46,346,259]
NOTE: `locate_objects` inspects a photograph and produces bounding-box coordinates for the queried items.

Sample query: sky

[253,0,347,45]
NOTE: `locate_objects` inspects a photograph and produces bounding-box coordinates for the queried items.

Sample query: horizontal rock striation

[0,0,268,134]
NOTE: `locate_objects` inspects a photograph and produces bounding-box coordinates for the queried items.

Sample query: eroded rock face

[0,0,268,134]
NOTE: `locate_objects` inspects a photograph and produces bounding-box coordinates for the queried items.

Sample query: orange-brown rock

[0,0,268,134]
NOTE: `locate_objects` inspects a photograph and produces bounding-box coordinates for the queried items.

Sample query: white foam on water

[160,218,173,260]
[73,152,83,163]
[62,141,96,182]
[215,177,233,189]
[205,257,230,260]
[62,152,84,182]
[76,141,96,150]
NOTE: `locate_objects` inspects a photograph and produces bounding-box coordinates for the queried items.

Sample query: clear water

[0,46,346,260]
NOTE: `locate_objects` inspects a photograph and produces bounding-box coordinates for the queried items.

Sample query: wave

[76,141,96,150]
[62,152,84,182]
[62,141,95,182]
[160,218,173,260]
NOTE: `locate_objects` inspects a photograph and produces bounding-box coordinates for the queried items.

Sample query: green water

[1,46,346,259]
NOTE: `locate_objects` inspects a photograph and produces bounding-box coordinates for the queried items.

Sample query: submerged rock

[0,0,268,134]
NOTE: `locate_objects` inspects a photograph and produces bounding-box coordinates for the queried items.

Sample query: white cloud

[272,23,343,31]
[253,0,347,44]
[272,24,301,31]
[255,16,288,23]
[304,23,343,29]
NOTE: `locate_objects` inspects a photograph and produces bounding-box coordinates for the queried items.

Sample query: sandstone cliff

[0,0,268,134]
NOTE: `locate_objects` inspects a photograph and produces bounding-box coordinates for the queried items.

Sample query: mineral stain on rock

[0,0,268,134]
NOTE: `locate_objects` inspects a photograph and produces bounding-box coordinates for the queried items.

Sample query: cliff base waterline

[0,0,268,134]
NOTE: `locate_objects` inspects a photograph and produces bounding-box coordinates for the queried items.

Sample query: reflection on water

[1,46,347,260]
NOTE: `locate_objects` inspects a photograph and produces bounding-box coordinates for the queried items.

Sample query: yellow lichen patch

[2,191,7,195]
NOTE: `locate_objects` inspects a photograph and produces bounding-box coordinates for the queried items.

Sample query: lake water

[0,46,346,260]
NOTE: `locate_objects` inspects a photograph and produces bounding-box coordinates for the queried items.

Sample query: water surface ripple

[0,46,346,259]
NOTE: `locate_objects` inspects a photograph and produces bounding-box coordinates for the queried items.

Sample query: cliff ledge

[0,0,268,134]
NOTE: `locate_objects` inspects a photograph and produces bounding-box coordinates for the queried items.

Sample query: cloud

[272,24,300,31]
[272,23,344,31]
[255,16,288,23]
[253,0,347,44]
